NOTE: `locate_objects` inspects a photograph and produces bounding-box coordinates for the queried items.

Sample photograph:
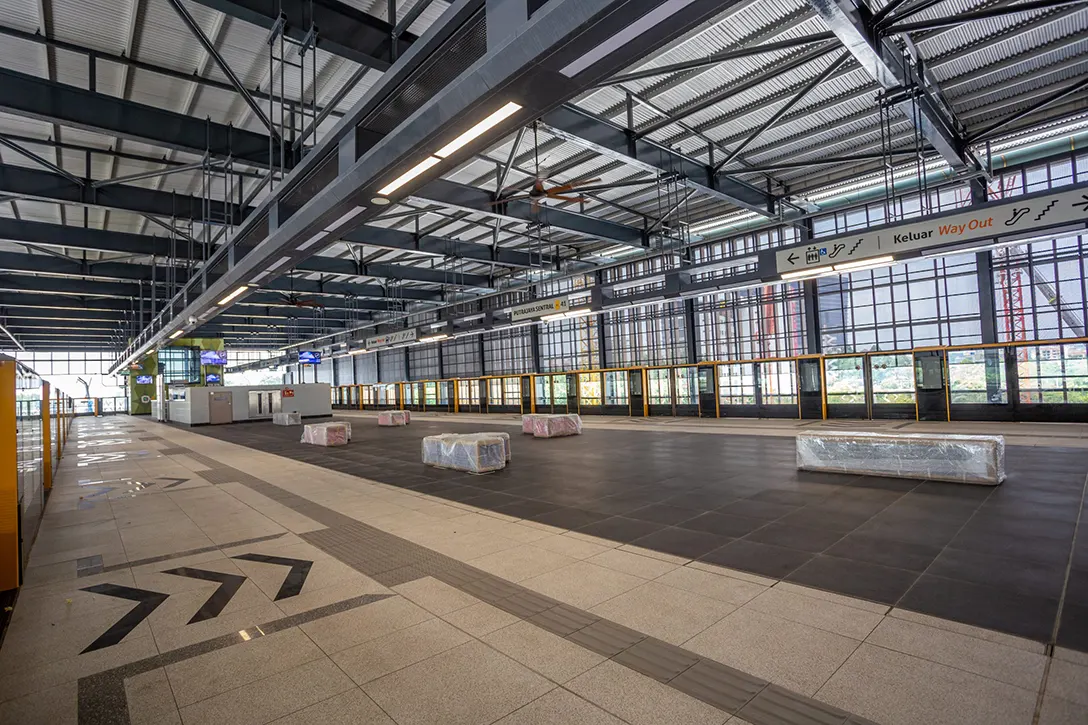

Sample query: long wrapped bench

[422,433,507,474]
[531,413,583,439]
[272,412,301,426]
[378,411,410,427]
[796,431,1005,485]
[301,422,350,447]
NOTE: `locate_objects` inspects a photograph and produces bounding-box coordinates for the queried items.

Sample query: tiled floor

[0,414,1085,725]
[188,412,1088,650]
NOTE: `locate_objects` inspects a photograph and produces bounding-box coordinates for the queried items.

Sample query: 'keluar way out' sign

[775,185,1088,274]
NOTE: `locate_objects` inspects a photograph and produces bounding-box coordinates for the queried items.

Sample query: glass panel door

[718,363,757,417]
[948,347,1011,420]
[1014,342,1088,421]
[824,356,867,419]
[870,353,916,419]
[757,360,798,418]
[797,359,823,419]
[604,371,629,414]
[647,369,672,415]
[579,373,603,408]
[674,367,699,416]
[914,350,948,421]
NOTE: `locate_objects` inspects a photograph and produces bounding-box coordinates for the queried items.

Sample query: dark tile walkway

[184,417,1088,650]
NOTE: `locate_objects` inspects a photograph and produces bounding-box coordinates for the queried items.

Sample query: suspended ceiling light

[435,102,522,158]
[169,330,185,339]
[376,101,522,197]
[419,333,450,343]
[377,156,442,196]
[348,348,370,355]
[780,267,834,281]
[833,255,895,273]
[217,286,249,306]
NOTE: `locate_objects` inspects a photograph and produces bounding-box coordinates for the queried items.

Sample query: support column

[971,180,998,345]
[803,281,822,354]
[0,359,18,590]
[683,298,698,364]
[478,335,487,376]
[530,325,542,373]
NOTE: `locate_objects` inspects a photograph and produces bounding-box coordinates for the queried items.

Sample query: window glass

[871,354,915,404]
[424,382,437,405]
[458,380,480,404]
[579,373,602,406]
[648,369,672,405]
[1017,343,1088,404]
[824,357,866,404]
[759,361,796,405]
[503,378,521,406]
[604,372,628,405]
[674,367,698,404]
[718,363,756,405]
[488,378,503,403]
[948,348,1008,403]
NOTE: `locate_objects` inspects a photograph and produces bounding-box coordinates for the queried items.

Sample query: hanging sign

[775,185,1088,274]
[511,297,569,322]
[365,329,418,348]
[282,388,295,398]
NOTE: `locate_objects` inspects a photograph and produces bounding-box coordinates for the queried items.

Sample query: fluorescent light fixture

[419,333,450,343]
[781,267,834,281]
[378,156,441,196]
[348,348,370,355]
[325,206,368,232]
[435,102,522,158]
[217,285,249,306]
[168,330,184,339]
[565,307,593,320]
[297,231,329,251]
[832,255,894,273]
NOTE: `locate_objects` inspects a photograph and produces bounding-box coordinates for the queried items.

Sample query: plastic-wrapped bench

[378,411,410,427]
[796,431,1005,485]
[531,413,583,439]
[272,412,301,426]
[301,422,350,447]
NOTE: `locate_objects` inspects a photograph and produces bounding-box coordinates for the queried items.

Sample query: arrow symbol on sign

[80,584,169,653]
[1073,195,1088,212]
[163,567,248,623]
[232,553,312,600]
[158,477,189,489]
[786,252,798,265]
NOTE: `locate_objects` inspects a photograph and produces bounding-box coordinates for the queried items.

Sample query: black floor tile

[529,507,611,530]
[929,547,1069,600]
[1057,602,1088,651]
[629,527,730,560]
[743,523,846,553]
[699,539,814,579]
[775,507,874,533]
[852,517,964,547]
[824,533,941,573]
[947,527,1073,567]
[576,516,667,543]
[899,575,1059,642]
[466,492,528,508]
[716,499,799,521]
[786,555,918,605]
[625,503,704,526]
[1065,568,1088,607]
[678,512,766,538]
[490,499,563,519]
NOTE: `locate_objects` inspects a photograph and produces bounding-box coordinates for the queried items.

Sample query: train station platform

[1,414,1085,725]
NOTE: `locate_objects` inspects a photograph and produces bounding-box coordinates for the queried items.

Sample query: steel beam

[0,68,290,169]
[339,224,550,269]
[0,218,493,287]
[806,0,981,172]
[187,0,416,71]
[419,179,648,248]
[540,104,775,215]
[0,164,253,224]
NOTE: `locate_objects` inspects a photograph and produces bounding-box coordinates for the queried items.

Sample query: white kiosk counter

[167,383,331,425]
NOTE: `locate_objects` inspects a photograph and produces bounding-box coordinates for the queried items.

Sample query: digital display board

[135,375,153,385]
[200,350,228,365]
[298,351,321,365]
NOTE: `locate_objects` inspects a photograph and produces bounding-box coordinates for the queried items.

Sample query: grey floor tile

[484,620,605,683]
[493,688,626,725]
[566,660,729,725]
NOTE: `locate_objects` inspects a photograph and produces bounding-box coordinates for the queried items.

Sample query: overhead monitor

[205,373,222,384]
[135,375,153,385]
[298,351,321,365]
[200,350,228,365]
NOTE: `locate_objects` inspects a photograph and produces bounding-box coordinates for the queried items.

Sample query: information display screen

[298,351,321,365]
[135,375,153,385]
[200,350,228,365]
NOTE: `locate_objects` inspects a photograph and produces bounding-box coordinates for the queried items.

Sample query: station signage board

[511,297,569,322]
[365,328,418,348]
[775,185,1088,274]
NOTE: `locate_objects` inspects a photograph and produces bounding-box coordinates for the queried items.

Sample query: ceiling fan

[277,293,324,309]
[492,123,647,213]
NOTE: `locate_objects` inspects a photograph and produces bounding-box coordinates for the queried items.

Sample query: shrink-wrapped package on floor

[796,431,1005,485]
[521,414,539,434]
[378,411,409,426]
[463,432,511,461]
[300,422,350,447]
[421,434,506,473]
[272,412,302,426]
[403,410,411,423]
[532,413,583,439]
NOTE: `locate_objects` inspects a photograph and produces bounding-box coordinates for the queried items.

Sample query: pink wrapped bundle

[378,411,409,426]
[300,422,349,446]
[532,414,582,438]
[402,410,411,423]
[521,414,539,434]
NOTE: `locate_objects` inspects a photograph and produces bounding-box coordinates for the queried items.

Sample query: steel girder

[187,0,417,72]
[0,218,493,287]
[805,0,981,172]
[0,163,253,224]
[0,68,293,169]
[539,104,776,215]
[339,224,550,269]
[418,179,648,248]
